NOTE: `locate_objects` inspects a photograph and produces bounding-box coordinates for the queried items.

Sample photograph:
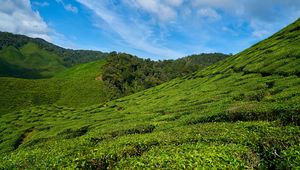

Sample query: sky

[0,0,299,60]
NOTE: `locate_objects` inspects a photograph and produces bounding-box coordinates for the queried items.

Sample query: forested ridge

[102,52,229,98]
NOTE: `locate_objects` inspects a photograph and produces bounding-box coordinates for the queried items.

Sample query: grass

[0,19,299,169]
[53,60,109,108]
[0,59,108,115]
[0,43,65,78]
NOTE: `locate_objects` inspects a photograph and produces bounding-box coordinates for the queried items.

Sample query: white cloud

[197,8,221,20]
[127,0,177,22]
[32,1,49,7]
[76,0,184,59]
[192,0,300,22]
[64,4,78,13]
[0,0,51,41]
[181,7,191,17]
[192,0,239,12]
[76,0,300,58]
[192,0,300,40]
[164,0,184,7]
[249,19,274,38]
[56,0,78,13]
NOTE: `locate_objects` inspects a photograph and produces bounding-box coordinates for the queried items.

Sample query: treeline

[0,31,108,67]
[102,52,229,98]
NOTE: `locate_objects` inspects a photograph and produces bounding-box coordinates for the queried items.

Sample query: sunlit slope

[0,31,108,70]
[53,60,109,107]
[0,52,226,115]
[0,19,300,169]
[0,43,65,78]
[111,18,300,125]
[197,18,300,77]
[0,77,60,114]
[0,60,108,114]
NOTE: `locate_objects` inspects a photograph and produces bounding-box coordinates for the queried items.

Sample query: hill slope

[0,43,65,78]
[0,32,228,113]
[0,32,108,78]
[53,60,109,107]
[197,18,300,77]
[0,19,300,169]
[102,52,228,98]
[0,60,109,115]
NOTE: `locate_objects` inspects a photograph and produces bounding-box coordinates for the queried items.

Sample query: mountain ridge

[0,32,228,114]
[0,31,108,67]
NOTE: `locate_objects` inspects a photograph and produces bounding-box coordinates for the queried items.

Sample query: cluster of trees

[0,31,108,67]
[0,31,228,97]
[102,52,229,98]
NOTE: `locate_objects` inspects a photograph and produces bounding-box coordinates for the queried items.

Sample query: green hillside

[102,52,228,98]
[0,31,227,80]
[0,60,108,115]
[53,60,109,108]
[0,40,227,114]
[0,31,108,67]
[0,43,65,78]
[0,19,299,169]
[197,18,300,77]
[0,32,108,79]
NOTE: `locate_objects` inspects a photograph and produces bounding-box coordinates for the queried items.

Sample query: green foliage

[0,32,227,113]
[0,51,224,114]
[0,77,61,114]
[117,143,255,169]
[0,60,109,114]
[0,31,108,78]
[0,44,65,78]
[196,18,300,78]
[102,52,228,98]
[0,18,300,169]
[280,144,300,169]
[53,60,110,108]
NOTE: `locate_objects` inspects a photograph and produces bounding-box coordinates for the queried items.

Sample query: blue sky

[0,0,300,60]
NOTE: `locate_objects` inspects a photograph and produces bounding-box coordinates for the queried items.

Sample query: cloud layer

[0,0,51,40]
[77,0,184,59]
[76,0,300,58]
[56,0,78,13]
[0,0,299,59]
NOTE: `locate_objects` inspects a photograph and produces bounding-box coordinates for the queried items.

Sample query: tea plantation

[0,19,300,169]
[0,60,108,115]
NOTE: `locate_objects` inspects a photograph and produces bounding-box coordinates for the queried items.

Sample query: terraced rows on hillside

[198,19,300,77]
[0,19,300,169]
[0,60,108,114]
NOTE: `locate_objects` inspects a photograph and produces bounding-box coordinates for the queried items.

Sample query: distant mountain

[0,31,108,78]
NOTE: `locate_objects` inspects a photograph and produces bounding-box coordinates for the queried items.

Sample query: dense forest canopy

[102,52,229,98]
